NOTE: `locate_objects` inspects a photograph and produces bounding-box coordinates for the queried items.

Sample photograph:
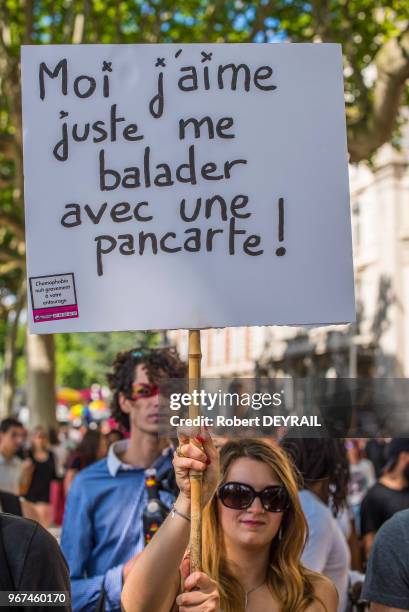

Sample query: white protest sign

[21,43,355,333]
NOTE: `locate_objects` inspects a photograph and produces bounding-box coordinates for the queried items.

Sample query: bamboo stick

[188,329,202,573]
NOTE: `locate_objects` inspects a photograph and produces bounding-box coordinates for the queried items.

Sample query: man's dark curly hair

[280,437,349,516]
[106,347,187,431]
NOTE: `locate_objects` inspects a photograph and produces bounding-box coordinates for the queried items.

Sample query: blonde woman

[121,433,337,612]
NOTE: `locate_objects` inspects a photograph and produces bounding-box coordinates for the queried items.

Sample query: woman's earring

[278,526,283,541]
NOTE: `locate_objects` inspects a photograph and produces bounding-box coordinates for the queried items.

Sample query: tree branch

[310,0,332,42]
[0,260,22,275]
[247,1,273,42]
[0,134,16,158]
[62,0,76,44]
[0,240,25,260]
[115,2,124,43]
[72,13,85,44]
[1,281,26,416]
[73,0,92,46]
[0,303,10,320]
[349,30,409,162]
[0,212,25,240]
[0,176,12,188]
[203,0,226,39]
[24,0,34,44]
[0,1,12,52]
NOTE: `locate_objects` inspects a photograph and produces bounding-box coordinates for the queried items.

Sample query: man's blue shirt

[60,441,174,611]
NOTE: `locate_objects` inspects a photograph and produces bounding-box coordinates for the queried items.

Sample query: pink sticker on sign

[30,273,79,323]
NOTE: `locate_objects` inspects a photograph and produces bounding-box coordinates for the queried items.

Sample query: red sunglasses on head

[131,382,160,400]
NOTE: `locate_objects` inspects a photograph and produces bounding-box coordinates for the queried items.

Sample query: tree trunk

[26,332,57,428]
[0,291,25,418]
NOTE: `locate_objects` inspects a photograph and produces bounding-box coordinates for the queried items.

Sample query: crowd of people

[1,346,409,611]
[0,416,122,527]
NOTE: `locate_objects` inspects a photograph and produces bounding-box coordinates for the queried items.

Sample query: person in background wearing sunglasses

[121,436,337,612]
[61,347,186,612]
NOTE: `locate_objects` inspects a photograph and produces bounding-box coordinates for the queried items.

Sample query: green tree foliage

[55,330,160,388]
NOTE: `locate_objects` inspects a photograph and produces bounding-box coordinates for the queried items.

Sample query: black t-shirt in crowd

[361,482,409,536]
[26,451,57,503]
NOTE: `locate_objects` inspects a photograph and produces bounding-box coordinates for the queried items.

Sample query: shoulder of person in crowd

[0,512,70,594]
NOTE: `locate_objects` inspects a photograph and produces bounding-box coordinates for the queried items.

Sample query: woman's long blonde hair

[202,439,322,612]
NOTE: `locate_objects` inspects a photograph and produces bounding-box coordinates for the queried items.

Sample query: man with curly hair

[61,347,186,612]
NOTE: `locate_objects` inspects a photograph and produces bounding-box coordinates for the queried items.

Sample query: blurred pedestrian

[64,429,108,495]
[346,439,376,536]
[106,429,124,448]
[15,425,29,460]
[49,426,69,479]
[361,438,409,560]
[0,418,32,495]
[281,437,351,612]
[25,426,58,528]
[61,347,186,612]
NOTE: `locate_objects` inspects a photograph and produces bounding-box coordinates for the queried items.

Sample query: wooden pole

[188,329,202,572]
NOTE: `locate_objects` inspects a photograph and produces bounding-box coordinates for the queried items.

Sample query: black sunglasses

[218,482,290,513]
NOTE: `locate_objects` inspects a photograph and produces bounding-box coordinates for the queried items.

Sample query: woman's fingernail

[196,435,205,444]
